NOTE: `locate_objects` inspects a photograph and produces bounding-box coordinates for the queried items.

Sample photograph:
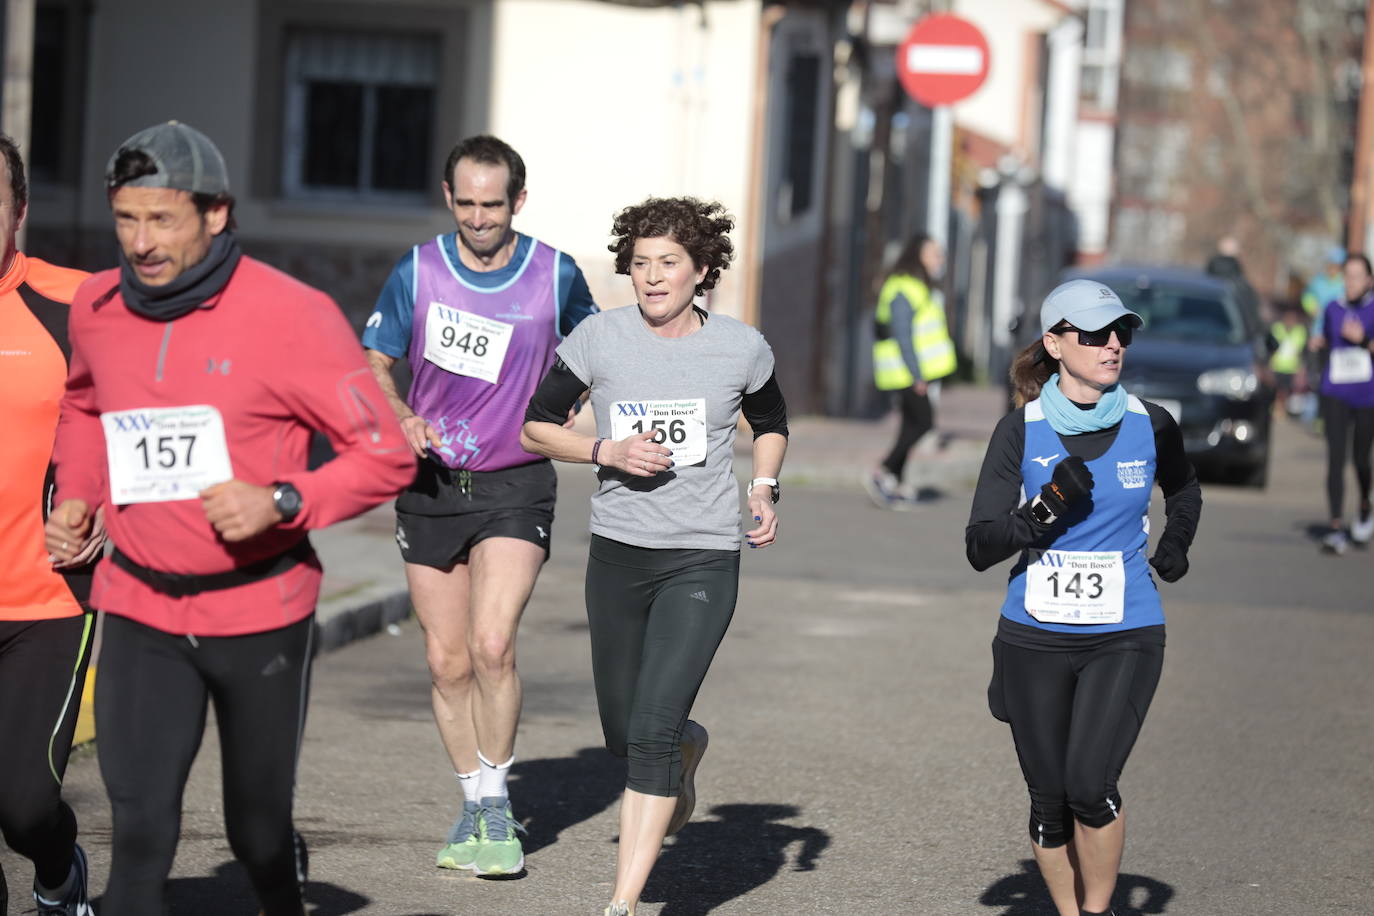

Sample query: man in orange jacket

[0,134,101,915]
[45,121,415,915]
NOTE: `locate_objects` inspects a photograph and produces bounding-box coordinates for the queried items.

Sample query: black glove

[1039,455,1094,517]
[1150,538,1189,582]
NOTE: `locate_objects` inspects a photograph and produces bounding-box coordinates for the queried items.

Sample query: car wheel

[1242,458,1268,489]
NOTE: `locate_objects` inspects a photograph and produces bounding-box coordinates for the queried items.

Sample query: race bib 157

[101,405,234,504]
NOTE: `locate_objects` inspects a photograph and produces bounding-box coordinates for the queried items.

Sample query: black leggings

[881,387,934,482]
[988,630,1164,848]
[1323,397,1374,520]
[0,615,94,889]
[585,535,739,796]
[96,612,314,916]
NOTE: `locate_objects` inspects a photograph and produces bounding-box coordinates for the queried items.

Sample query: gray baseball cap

[106,121,229,195]
[1039,279,1142,335]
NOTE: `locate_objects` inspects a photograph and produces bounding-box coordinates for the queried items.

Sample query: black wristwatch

[272,482,303,523]
[1027,494,1057,527]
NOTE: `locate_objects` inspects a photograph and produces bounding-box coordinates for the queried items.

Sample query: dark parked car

[1061,266,1275,487]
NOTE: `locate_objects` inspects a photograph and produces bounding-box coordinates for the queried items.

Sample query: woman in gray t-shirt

[522,197,788,916]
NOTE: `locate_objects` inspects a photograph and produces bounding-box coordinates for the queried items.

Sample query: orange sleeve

[53,291,107,507]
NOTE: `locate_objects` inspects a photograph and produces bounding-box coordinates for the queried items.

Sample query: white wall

[948,0,1062,154]
[488,0,762,316]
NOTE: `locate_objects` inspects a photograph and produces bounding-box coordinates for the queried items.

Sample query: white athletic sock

[476,751,514,801]
[456,768,481,804]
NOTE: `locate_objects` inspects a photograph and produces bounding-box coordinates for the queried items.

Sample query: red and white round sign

[896,14,991,107]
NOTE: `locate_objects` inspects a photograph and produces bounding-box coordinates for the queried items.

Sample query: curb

[315,590,414,655]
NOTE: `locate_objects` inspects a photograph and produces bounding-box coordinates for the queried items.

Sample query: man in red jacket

[45,121,415,916]
[0,133,101,916]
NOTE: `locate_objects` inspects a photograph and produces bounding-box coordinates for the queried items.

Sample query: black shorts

[395,458,556,569]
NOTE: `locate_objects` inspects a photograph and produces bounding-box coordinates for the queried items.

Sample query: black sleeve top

[965,400,1202,572]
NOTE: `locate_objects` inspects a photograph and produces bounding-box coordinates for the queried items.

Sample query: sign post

[896,14,991,246]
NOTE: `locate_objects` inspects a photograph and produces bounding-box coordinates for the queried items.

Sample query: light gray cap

[106,121,229,195]
[1039,279,1143,335]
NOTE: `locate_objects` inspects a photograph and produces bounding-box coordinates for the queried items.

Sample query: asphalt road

[3,418,1370,915]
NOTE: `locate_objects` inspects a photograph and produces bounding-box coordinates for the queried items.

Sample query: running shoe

[864,469,901,509]
[1352,509,1374,545]
[1321,528,1349,555]
[473,796,526,877]
[667,720,709,836]
[436,801,482,870]
[33,843,92,916]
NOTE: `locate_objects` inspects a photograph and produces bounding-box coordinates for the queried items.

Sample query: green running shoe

[666,720,708,836]
[473,796,527,877]
[436,801,482,870]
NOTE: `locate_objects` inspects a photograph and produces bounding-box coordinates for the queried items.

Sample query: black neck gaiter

[120,231,243,321]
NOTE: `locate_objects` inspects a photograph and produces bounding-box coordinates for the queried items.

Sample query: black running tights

[0,615,93,889]
[1323,397,1374,521]
[96,613,314,916]
[881,387,935,482]
[990,632,1164,848]
[585,536,739,797]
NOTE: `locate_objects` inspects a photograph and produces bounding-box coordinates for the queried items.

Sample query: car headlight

[1198,368,1258,400]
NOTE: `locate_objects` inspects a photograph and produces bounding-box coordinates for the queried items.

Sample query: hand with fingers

[400,415,443,458]
[604,429,674,478]
[1040,455,1094,518]
[745,488,778,549]
[200,480,283,542]
[45,499,97,566]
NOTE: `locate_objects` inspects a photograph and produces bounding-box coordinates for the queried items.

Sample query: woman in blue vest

[867,233,957,508]
[965,280,1202,916]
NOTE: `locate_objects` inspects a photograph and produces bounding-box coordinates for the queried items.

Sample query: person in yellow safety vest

[1270,306,1308,417]
[866,233,957,508]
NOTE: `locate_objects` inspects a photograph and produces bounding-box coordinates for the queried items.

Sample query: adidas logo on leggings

[689,590,709,602]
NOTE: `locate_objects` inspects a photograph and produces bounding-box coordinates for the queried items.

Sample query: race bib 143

[1024,549,1125,625]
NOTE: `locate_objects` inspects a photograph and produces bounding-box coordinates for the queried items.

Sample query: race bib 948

[423,304,515,384]
[609,398,708,466]
[101,405,234,505]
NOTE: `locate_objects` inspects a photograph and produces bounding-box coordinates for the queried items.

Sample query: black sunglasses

[1051,319,1134,347]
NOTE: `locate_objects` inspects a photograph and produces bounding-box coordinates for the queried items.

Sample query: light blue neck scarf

[1039,373,1128,435]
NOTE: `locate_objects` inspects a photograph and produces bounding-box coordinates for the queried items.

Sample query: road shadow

[641,803,829,915]
[980,858,1175,915]
[148,860,369,915]
[507,746,626,856]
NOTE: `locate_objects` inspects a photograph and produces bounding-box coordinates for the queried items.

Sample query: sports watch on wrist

[749,477,781,504]
[272,482,303,523]
[1027,494,1057,526]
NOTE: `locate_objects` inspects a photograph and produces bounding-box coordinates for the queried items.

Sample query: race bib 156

[1024,549,1125,624]
[609,398,708,466]
[101,405,234,504]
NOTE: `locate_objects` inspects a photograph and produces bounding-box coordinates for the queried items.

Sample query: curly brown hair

[609,197,734,297]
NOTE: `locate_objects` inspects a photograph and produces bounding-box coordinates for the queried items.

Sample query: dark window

[284,30,438,198]
[30,5,68,183]
[303,82,363,188]
[780,52,821,219]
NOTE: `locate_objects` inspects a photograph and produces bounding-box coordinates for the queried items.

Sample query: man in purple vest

[363,135,597,877]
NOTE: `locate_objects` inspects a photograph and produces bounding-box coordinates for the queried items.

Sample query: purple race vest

[407,235,559,470]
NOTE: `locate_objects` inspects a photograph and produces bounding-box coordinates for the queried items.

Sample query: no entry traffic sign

[897,14,991,107]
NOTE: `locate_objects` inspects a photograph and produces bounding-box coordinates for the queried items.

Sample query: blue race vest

[999,395,1164,633]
